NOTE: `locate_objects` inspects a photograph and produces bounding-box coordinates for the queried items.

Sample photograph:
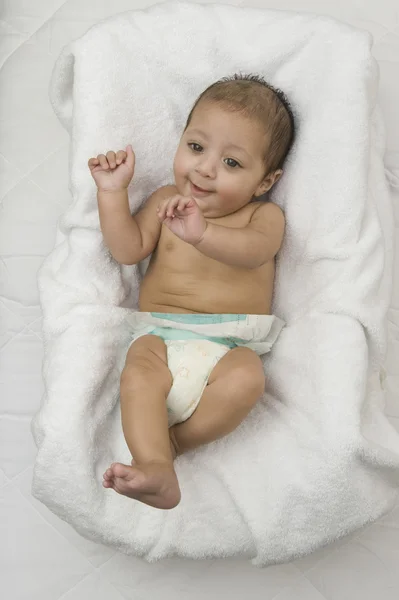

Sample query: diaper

[124,313,285,427]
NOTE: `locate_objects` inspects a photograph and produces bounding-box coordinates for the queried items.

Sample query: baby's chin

[175,181,234,218]
[192,195,217,216]
[196,196,240,219]
[200,203,233,219]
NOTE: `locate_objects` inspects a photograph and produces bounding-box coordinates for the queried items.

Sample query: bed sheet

[1,1,398,599]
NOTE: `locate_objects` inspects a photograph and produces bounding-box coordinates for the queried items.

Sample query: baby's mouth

[190,181,212,195]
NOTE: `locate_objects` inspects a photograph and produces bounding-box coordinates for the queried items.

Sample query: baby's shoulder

[250,200,285,222]
[147,184,177,203]
[248,201,285,236]
[251,200,284,215]
[157,183,178,195]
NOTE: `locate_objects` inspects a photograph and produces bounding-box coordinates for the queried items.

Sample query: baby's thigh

[121,334,172,390]
[208,346,266,397]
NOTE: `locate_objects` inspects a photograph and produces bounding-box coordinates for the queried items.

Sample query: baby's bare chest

[140,220,274,314]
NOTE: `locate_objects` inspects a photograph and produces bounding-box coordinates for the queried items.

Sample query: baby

[88,74,295,510]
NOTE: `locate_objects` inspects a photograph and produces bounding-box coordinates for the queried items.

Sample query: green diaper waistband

[125,312,285,357]
[148,326,240,348]
[148,313,249,348]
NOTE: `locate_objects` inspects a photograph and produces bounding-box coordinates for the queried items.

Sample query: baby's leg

[103,335,181,509]
[169,347,265,456]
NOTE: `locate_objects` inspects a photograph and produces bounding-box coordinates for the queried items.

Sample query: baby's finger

[166,195,181,217]
[88,157,99,169]
[98,154,109,170]
[125,144,136,171]
[106,151,116,169]
[156,201,164,219]
[115,150,126,165]
[177,196,190,211]
[157,198,170,220]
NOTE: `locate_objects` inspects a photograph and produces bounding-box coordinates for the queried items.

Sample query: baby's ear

[254,169,283,196]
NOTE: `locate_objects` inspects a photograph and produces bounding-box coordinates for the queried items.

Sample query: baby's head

[173,74,295,218]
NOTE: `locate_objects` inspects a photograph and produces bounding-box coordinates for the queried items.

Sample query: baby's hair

[185,73,295,174]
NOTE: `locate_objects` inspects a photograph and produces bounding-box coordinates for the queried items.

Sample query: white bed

[1,0,398,598]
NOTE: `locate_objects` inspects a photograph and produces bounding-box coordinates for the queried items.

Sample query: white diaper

[124,312,285,426]
[162,339,231,426]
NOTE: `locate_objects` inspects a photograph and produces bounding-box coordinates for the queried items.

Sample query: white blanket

[32,1,399,565]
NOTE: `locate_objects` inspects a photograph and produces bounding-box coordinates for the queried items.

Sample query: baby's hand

[88,145,135,192]
[157,195,207,245]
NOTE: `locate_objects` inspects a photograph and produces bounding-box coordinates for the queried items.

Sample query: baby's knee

[231,350,266,400]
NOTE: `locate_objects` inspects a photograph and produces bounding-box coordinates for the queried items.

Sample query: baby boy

[88,74,295,509]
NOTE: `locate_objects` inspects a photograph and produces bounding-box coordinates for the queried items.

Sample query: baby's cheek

[173,150,186,176]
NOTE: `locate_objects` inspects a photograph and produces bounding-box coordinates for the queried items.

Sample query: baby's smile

[190,181,213,197]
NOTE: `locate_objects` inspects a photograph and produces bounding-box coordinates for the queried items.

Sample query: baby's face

[173,103,270,218]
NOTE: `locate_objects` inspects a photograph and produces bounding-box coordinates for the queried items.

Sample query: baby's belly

[139,263,273,315]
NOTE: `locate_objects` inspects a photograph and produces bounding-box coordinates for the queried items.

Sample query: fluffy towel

[32,1,399,565]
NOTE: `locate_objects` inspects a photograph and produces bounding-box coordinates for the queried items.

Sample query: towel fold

[32,1,399,566]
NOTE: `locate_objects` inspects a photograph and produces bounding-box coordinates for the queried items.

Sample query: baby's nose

[196,157,216,178]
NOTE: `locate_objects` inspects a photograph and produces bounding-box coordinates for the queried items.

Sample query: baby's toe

[112,463,132,479]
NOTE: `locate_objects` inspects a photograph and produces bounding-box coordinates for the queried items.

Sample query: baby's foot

[102,461,181,509]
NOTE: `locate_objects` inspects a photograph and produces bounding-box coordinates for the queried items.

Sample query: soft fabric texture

[123,312,285,425]
[31,1,399,566]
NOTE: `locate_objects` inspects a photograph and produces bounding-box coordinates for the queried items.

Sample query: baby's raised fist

[88,144,135,192]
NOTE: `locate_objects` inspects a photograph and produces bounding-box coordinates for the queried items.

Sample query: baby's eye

[224,158,241,168]
[188,143,203,152]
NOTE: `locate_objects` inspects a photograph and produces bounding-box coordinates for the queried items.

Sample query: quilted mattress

[1,1,398,599]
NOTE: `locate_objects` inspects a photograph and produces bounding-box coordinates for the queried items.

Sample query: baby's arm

[97,188,167,265]
[89,146,169,264]
[97,188,141,264]
[195,202,285,268]
[158,195,285,268]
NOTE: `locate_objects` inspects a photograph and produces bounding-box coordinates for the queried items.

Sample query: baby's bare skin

[140,186,275,315]
[89,102,286,509]
[103,460,181,509]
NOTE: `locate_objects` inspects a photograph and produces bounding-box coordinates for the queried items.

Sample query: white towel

[32,1,399,565]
